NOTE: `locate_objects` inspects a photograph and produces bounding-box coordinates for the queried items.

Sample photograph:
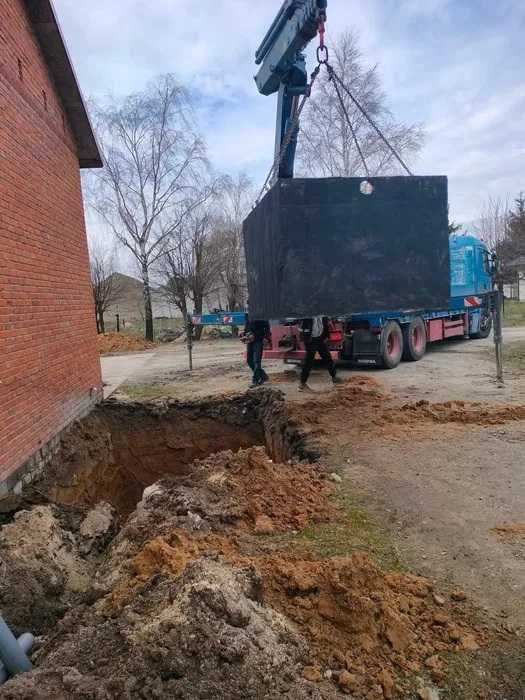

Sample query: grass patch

[503,341,525,371]
[486,340,525,371]
[503,300,525,327]
[440,644,525,699]
[281,485,403,571]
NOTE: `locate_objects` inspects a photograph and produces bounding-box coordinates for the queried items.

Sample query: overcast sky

[54,0,525,225]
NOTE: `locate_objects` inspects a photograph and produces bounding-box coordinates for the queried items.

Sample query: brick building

[0,0,103,490]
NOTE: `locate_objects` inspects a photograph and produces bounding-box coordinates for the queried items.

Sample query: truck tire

[402,317,427,361]
[470,309,492,339]
[379,321,403,369]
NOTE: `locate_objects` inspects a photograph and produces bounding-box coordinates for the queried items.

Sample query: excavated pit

[0,386,492,699]
[35,389,316,518]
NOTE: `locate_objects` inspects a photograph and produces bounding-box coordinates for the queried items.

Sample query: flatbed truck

[192,234,496,371]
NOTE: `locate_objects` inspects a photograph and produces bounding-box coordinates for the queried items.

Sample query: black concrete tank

[243,176,450,319]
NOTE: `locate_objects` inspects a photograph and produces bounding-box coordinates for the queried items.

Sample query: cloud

[55,0,525,224]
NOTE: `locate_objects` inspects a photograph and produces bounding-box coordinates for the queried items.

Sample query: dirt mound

[259,552,484,698]
[105,528,484,700]
[100,447,337,598]
[0,558,338,700]
[108,446,335,555]
[292,381,525,444]
[386,400,525,427]
[193,446,336,534]
[97,332,157,354]
[0,506,93,634]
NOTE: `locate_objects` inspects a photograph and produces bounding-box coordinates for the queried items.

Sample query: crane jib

[254,0,327,96]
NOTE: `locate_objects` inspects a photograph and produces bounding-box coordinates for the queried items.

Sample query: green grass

[440,644,525,699]
[503,341,525,371]
[503,300,525,327]
[279,484,404,571]
[486,339,525,371]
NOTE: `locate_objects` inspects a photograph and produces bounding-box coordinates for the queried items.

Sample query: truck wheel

[379,321,403,369]
[402,317,427,361]
[470,310,493,339]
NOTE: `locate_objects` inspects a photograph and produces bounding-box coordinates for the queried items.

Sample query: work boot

[332,375,342,385]
[298,383,314,393]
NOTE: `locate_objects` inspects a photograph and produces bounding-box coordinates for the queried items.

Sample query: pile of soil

[292,378,525,443]
[97,332,157,354]
[0,415,486,699]
[0,504,116,634]
[259,553,483,698]
[105,529,484,700]
[99,446,336,598]
[385,399,525,427]
[0,558,335,700]
[192,446,337,534]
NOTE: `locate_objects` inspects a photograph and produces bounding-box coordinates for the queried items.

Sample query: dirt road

[104,328,525,630]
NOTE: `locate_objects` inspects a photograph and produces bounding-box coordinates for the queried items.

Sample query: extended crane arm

[255,0,327,179]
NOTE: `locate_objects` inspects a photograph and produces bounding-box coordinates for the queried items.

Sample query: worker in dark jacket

[242,318,271,388]
[299,316,339,391]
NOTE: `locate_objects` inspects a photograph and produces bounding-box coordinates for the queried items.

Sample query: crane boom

[254,0,327,179]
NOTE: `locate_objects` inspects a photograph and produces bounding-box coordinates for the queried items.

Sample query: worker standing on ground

[299,316,339,392]
[242,317,271,388]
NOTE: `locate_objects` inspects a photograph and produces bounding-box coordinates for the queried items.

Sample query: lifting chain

[255,19,414,208]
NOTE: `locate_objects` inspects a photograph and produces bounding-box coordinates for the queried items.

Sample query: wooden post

[493,285,504,385]
[186,314,193,371]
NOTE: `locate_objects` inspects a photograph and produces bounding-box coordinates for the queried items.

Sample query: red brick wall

[0,0,102,481]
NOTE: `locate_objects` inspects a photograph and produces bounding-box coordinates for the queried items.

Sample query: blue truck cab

[450,234,493,299]
[449,234,494,337]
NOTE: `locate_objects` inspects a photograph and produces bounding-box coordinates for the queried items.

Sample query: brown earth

[105,529,487,700]
[97,332,157,355]
[0,433,488,699]
[0,558,334,700]
[1,379,519,699]
[491,523,525,539]
[258,552,486,699]
[192,446,337,534]
[290,376,525,444]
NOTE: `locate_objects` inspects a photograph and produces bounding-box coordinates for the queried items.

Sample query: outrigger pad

[243,176,450,320]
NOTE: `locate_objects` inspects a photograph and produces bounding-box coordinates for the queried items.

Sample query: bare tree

[88,74,208,340]
[90,246,121,334]
[298,32,424,177]
[474,196,509,251]
[212,174,252,312]
[159,199,221,338]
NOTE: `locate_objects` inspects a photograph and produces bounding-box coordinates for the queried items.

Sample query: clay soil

[289,376,525,444]
[0,395,493,700]
[97,332,157,355]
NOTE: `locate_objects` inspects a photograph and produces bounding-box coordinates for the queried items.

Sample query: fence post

[186,314,193,371]
[493,285,504,385]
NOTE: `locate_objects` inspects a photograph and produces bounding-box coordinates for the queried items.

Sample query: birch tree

[89,74,207,340]
[298,32,424,177]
